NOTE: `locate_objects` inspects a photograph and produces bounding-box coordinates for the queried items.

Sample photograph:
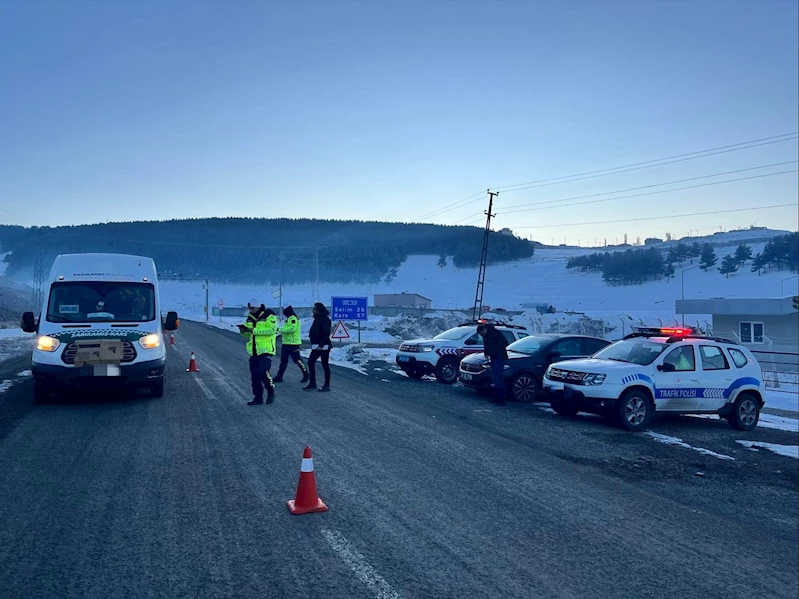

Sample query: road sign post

[331,320,350,347]
[217,299,225,322]
[331,297,367,344]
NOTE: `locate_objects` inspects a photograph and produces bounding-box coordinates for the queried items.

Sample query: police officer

[274,305,309,383]
[304,302,332,392]
[477,322,509,405]
[238,299,278,405]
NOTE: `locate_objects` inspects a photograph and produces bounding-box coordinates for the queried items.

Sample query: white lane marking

[321,529,400,599]
[736,440,799,459]
[646,432,735,461]
[194,377,219,401]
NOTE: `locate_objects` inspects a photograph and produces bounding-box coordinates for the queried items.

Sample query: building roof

[374,292,432,301]
[676,297,797,317]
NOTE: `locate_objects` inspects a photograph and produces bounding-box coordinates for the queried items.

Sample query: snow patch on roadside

[646,432,735,460]
[688,413,799,433]
[736,440,799,459]
[0,380,13,393]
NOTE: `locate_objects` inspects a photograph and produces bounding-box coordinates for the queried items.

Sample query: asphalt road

[0,321,796,599]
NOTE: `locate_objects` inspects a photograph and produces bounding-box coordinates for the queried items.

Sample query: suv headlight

[582,373,606,386]
[139,333,161,350]
[36,336,60,352]
[419,345,435,352]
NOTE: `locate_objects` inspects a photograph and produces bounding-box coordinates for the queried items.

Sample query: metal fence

[751,349,799,393]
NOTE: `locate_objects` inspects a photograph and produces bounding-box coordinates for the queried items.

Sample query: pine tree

[663,261,675,280]
[718,254,738,278]
[699,244,717,270]
[437,255,447,269]
[734,243,753,265]
[750,252,766,275]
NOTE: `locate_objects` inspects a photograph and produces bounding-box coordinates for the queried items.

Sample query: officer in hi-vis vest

[238,299,277,405]
[274,305,309,383]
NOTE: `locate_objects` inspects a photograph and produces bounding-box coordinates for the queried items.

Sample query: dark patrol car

[458,334,611,402]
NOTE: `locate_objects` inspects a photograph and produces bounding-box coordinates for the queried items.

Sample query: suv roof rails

[666,334,739,345]
[457,319,527,330]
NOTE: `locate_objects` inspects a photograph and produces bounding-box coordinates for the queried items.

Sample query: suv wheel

[617,389,652,432]
[727,392,760,431]
[511,373,539,403]
[435,357,459,384]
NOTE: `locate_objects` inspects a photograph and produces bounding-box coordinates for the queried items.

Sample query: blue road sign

[331,296,368,321]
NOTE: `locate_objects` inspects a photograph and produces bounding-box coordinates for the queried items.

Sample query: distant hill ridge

[0,218,535,285]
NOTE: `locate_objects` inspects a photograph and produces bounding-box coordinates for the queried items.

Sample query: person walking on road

[274,305,309,384]
[478,322,509,405]
[304,302,332,393]
[238,299,278,405]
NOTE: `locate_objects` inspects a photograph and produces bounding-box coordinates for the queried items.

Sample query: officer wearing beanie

[238,299,277,405]
[274,305,309,383]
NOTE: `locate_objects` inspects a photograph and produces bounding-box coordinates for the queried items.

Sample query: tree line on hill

[566,232,798,285]
[0,219,535,285]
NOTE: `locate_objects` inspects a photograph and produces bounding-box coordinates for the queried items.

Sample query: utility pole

[31,231,44,312]
[278,253,284,318]
[204,279,210,322]
[471,190,497,321]
[313,250,320,303]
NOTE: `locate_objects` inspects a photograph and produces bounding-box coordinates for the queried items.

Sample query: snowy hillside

[161,236,798,326]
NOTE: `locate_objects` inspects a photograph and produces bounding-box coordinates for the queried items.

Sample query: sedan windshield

[434,327,470,341]
[507,336,544,355]
[593,339,668,366]
[47,281,156,323]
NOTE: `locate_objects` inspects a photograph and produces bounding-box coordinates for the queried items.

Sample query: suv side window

[500,330,516,345]
[464,333,483,346]
[583,338,609,355]
[663,346,695,371]
[727,347,749,368]
[551,338,582,357]
[700,345,729,370]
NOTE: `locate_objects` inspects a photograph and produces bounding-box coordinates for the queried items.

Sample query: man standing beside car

[478,323,509,405]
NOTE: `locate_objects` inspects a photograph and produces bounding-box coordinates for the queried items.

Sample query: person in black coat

[304,302,332,392]
[478,323,509,405]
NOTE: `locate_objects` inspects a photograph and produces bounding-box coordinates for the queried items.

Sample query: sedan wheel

[512,373,539,403]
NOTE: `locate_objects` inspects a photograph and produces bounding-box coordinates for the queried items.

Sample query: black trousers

[307,349,331,387]
[249,354,275,401]
[276,344,307,378]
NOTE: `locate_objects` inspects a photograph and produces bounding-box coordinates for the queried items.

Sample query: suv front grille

[548,368,586,383]
[399,344,421,352]
[61,341,137,365]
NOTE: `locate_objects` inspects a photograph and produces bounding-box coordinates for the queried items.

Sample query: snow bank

[736,440,799,459]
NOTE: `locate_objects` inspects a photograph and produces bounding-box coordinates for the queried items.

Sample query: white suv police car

[542,327,764,432]
[396,320,530,384]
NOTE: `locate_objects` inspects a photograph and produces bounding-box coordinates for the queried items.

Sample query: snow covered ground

[161,238,798,323]
[0,328,33,364]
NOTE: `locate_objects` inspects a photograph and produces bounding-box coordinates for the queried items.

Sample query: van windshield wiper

[47,315,72,323]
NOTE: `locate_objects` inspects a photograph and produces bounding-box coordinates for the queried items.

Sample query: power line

[492,132,798,193]
[412,190,487,222]
[418,133,797,224]
[511,203,797,229]
[499,166,798,215]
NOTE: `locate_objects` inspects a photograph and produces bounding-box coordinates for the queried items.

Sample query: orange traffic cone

[170,333,176,345]
[287,446,328,515]
[186,352,199,373]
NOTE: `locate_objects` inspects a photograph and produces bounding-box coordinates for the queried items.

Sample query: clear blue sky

[1,0,796,244]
